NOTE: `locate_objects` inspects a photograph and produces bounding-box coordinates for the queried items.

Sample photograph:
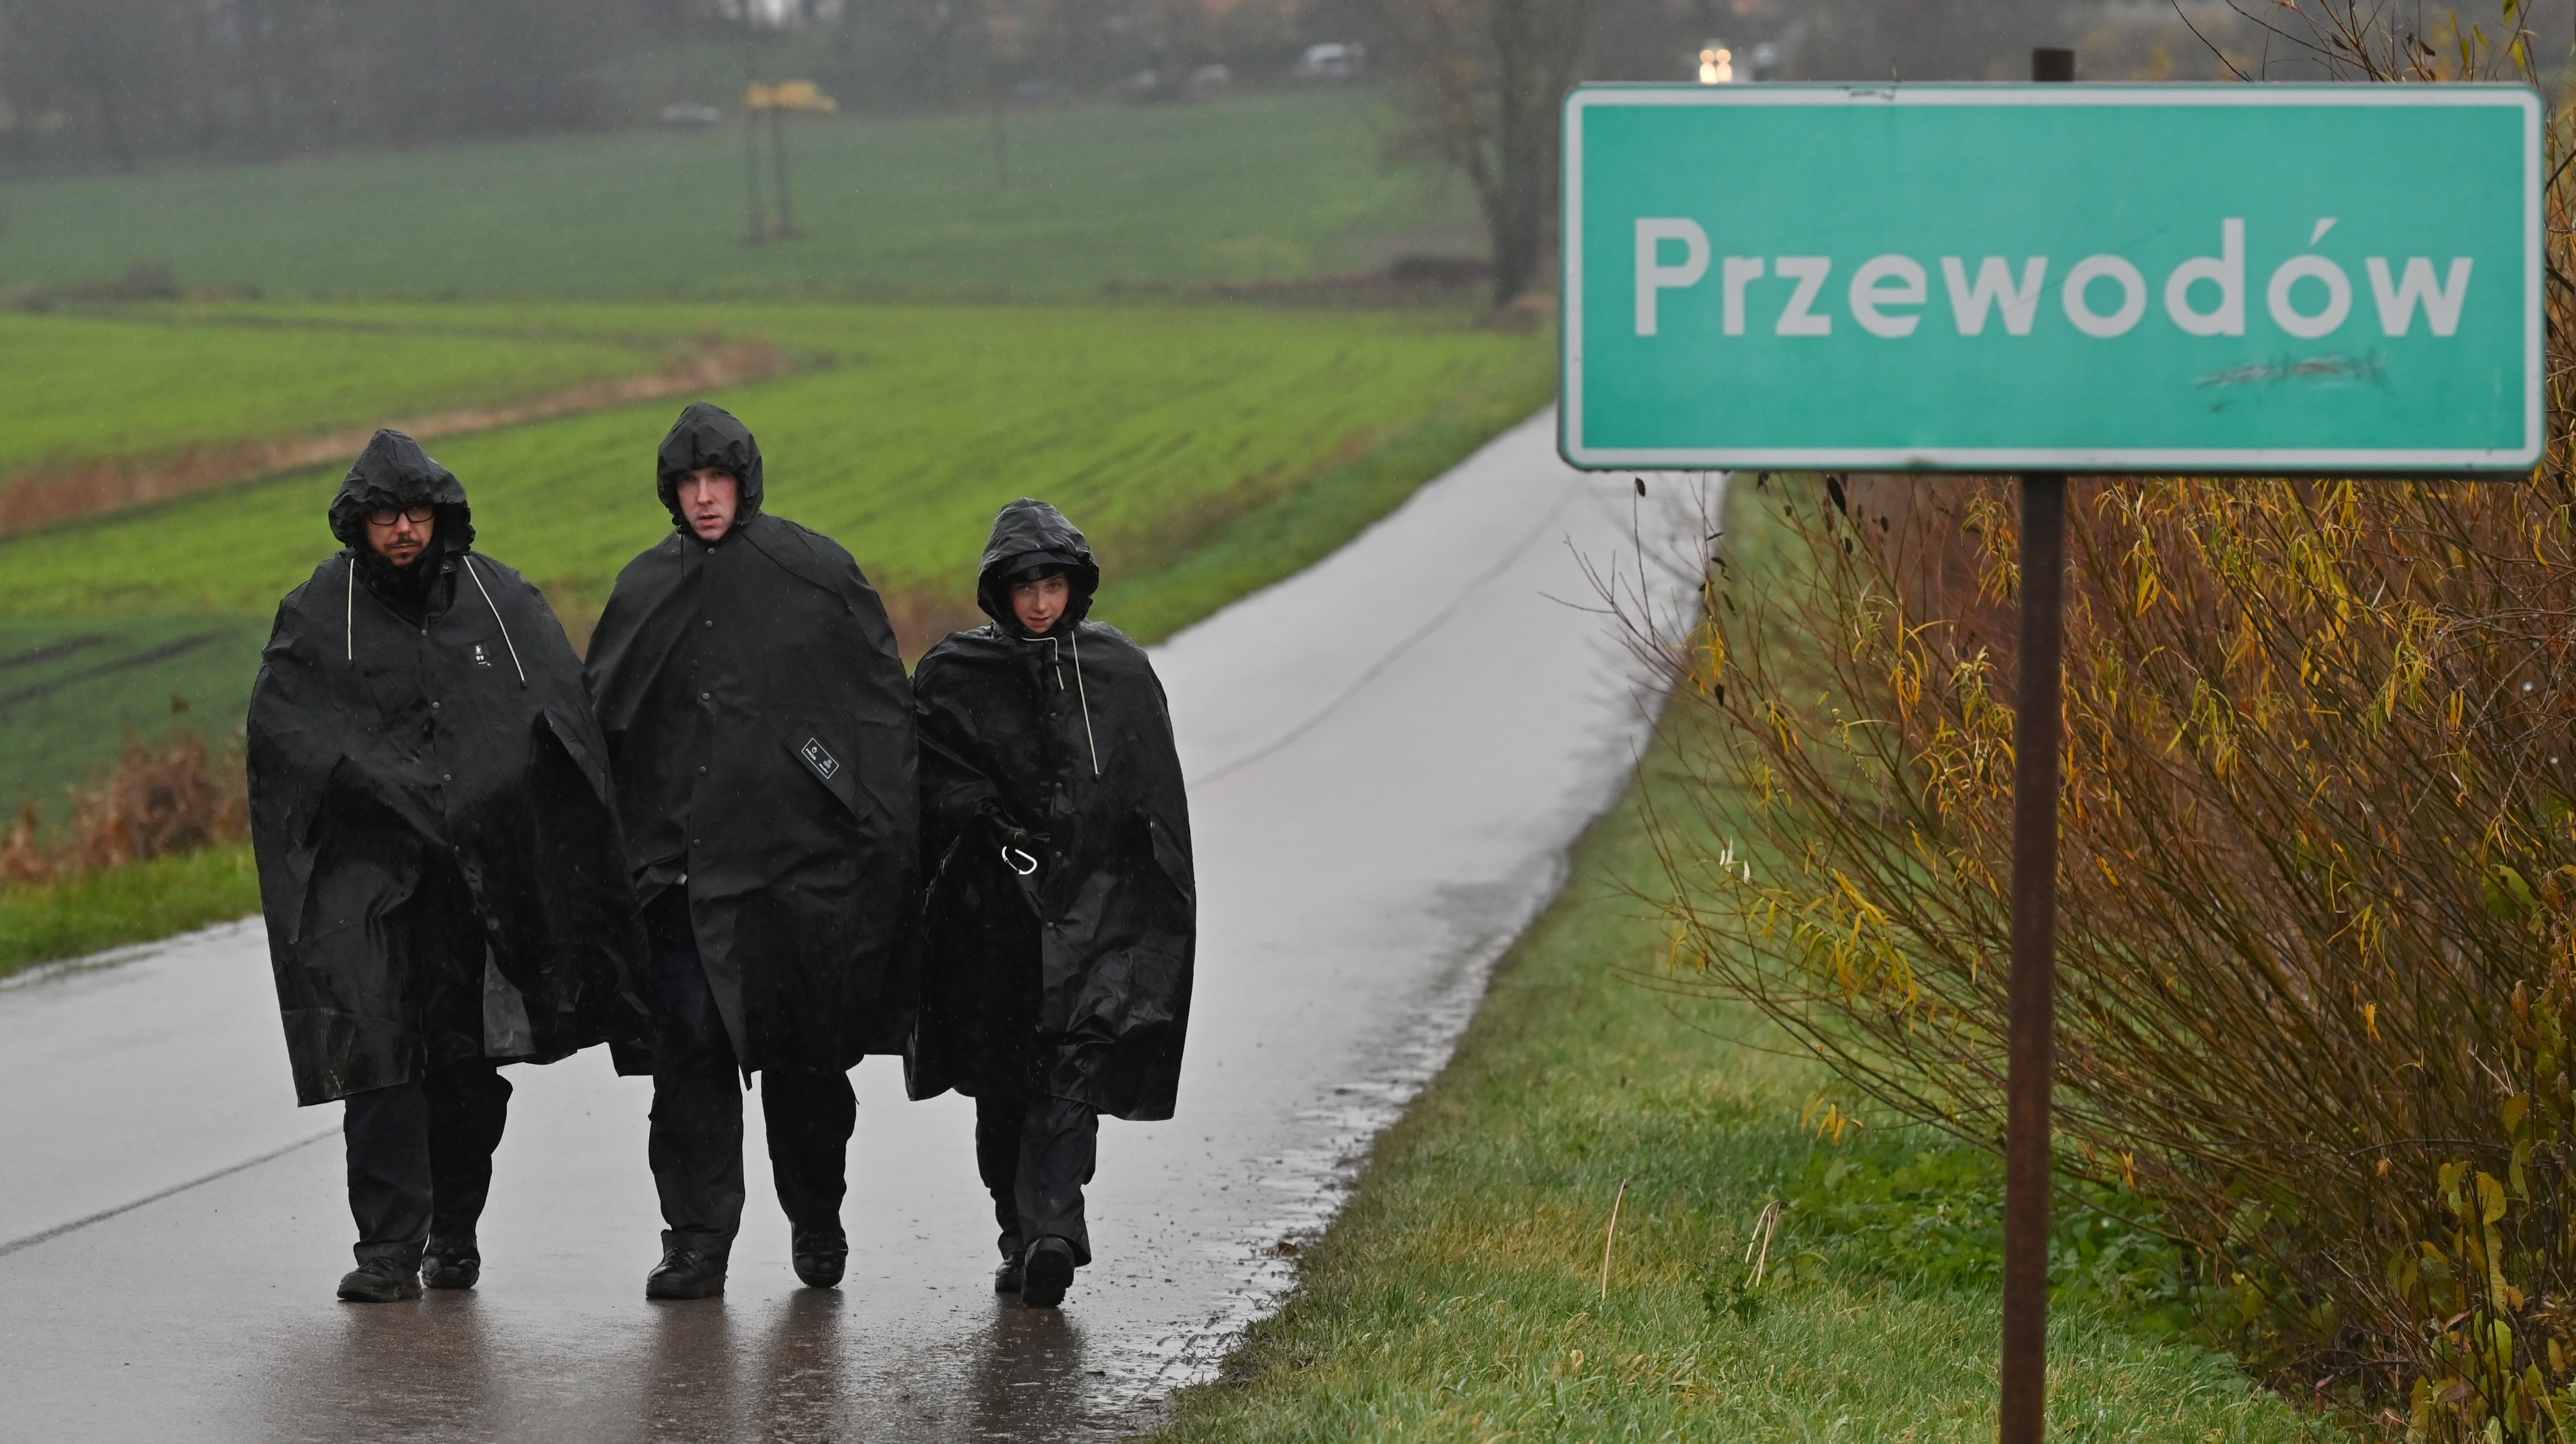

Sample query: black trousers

[342,1060,512,1266]
[648,942,855,1256]
[974,1093,1097,1267]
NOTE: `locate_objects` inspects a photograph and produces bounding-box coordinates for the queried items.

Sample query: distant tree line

[0,0,662,172]
[1375,0,2576,302]
[9,0,2562,309]
[0,0,2327,180]
[1370,0,2120,305]
[0,0,1374,175]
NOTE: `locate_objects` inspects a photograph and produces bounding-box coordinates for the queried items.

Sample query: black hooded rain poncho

[248,429,652,1106]
[584,402,919,1074]
[908,499,1196,1120]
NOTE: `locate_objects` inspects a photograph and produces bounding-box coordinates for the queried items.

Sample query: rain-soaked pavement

[0,413,1714,1441]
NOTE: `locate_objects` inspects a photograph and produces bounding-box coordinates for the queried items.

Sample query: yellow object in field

[745,80,837,113]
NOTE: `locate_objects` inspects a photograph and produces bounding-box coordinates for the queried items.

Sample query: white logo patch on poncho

[798,736,840,780]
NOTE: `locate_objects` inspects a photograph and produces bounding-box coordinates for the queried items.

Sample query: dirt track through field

[0,412,1714,1440]
[0,339,790,536]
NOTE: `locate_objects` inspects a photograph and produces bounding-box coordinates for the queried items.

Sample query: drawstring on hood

[326,429,520,684]
[1070,627,1100,777]
[977,499,1105,777]
[1016,630,1103,777]
[655,401,767,534]
[461,556,528,685]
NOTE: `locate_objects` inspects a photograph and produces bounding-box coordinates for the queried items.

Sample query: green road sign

[1560,84,2541,474]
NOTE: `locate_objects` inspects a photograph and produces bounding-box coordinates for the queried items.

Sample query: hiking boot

[337,1256,421,1303]
[1019,1236,1076,1309]
[421,1236,481,1290]
[791,1229,846,1289]
[646,1239,727,1301]
[994,1252,1025,1294]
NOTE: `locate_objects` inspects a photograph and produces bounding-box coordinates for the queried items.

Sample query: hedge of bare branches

[1,733,247,885]
[1629,6,2576,1438]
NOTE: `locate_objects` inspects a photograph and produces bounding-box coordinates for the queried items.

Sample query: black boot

[792,1228,846,1289]
[1020,1236,1076,1308]
[646,1233,728,1300]
[337,1255,421,1303]
[421,1235,481,1290]
[992,1227,1025,1291]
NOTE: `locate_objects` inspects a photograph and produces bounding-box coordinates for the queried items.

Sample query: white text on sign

[1634,217,2473,342]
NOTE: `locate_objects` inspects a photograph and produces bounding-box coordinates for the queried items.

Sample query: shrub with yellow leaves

[1617,6,2576,1437]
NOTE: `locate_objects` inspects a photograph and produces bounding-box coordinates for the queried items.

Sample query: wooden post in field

[743,83,769,244]
[770,105,796,238]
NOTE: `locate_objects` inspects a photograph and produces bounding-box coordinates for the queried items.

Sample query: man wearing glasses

[248,429,651,1302]
[586,403,917,1299]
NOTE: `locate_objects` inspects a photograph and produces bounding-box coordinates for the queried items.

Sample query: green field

[0,299,1549,822]
[0,338,1541,979]
[0,87,1520,957]
[0,308,674,479]
[0,303,1546,618]
[0,616,270,808]
[1158,497,2335,1443]
[0,93,1474,302]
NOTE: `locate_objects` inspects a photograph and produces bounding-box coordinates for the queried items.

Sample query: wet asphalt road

[0,414,1713,1441]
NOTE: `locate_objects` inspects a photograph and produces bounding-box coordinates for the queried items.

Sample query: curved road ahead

[0,413,1713,1441]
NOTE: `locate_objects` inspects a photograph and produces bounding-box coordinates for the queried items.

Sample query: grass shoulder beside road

[0,844,258,979]
[1156,507,2341,1444]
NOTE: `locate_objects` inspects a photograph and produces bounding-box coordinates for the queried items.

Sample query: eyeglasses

[366,506,436,527]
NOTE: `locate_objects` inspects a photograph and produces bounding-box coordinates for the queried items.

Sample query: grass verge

[0,843,258,981]
[1154,511,2343,1443]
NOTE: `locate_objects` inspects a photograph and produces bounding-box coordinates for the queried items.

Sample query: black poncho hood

[327,428,475,552]
[655,402,766,530]
[976,498,1100,637]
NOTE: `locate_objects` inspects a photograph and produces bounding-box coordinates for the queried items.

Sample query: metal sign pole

[2000,471,2065,1443]
[1998,52,2073,1444]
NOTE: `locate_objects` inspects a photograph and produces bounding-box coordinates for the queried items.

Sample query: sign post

[1560,61,2540,1444]
[1998,52,2070,1444]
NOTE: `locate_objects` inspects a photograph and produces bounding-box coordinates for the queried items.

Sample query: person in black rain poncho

[247,429,652,1303]
[585,402,918,1300]
[909,499,1195,1309]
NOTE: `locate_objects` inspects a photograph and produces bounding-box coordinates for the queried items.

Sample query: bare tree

[1382,0,1605,306]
